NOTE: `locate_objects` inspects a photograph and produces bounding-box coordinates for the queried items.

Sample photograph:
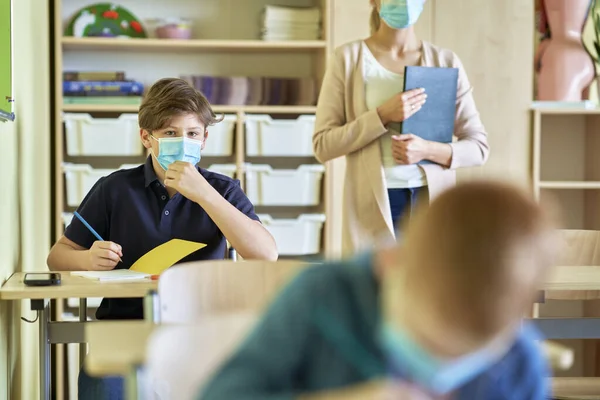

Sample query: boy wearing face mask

[49,77,278,318]
[200,181,557,400]
[47,78,278,398]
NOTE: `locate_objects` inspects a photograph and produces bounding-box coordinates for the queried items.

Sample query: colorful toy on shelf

[64,3,147,38]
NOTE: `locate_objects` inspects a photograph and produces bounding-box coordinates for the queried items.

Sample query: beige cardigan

[313,40,489,255]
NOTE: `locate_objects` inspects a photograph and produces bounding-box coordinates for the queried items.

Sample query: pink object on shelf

[535,0,596,101]
[154,18,192,39]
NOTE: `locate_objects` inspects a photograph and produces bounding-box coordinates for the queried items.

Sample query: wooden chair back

[144,313,257,400]
[158,259,310,323]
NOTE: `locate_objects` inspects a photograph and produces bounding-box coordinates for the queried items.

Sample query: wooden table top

[3,266,600,301]
[545,266,600,291]
[85,321,155,376]
[0,272,158,300]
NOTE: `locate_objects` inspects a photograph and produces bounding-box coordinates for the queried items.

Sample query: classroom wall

[0,114,20,400]
[416,0,535,185]
[0,0,52,399]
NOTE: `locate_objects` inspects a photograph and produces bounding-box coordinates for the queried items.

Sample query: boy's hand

[164,161,210,202]
[87,241,122,271]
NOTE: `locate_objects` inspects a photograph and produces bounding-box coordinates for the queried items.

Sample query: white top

[362,43,427,189]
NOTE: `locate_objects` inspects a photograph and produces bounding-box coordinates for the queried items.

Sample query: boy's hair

[403,180,560,341]
[138,78,223,131]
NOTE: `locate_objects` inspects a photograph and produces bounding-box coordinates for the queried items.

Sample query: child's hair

[402,181,560,341]
[138,78,223,131]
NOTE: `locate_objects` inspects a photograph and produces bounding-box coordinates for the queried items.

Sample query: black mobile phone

[24,272,61,287]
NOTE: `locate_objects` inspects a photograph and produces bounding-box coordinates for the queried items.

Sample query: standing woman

[313,0,489,254]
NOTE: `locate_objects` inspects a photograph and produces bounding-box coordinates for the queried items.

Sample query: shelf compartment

[61,37,327,53]
[535,113,600,182]
[540,189,600,230]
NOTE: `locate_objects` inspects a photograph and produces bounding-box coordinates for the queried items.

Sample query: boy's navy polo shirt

[200,252,549,400]
[64,156,260,320]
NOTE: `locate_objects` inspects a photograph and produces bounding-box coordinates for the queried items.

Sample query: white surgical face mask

[379,323,505,394]
[379,0,425,29]
[150,135,202,170]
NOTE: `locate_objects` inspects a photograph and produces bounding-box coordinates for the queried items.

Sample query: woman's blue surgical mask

[150,135,202,170]
[378,323,501,394]
[379,0,424,29]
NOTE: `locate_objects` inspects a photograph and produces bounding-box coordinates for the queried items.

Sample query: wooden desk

[530,266,600,341]
[545,266,600,291]
[0,272,158,400]
[0,272,157,300]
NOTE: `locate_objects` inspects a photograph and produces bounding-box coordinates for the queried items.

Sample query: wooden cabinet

[52,0,340,259]
[532,108,600,229]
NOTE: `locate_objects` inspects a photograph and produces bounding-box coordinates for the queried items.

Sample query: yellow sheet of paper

[129,239,206,274]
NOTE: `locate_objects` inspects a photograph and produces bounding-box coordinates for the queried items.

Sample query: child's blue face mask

[150,135,202,170]
[379,0,425,29]
[379,322,501,394]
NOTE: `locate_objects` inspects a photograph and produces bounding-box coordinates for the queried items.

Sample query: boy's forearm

[47,243,90,271]
[194,188,278,261]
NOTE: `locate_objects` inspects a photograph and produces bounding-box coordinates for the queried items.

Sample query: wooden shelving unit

[61,36,327,52]
[61,104,318,113]
[532,107,600,230]
[50,0,335,398]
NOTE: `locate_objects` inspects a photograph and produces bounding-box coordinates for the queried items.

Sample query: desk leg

[143,290,160,324]
[79,299,87,366]
[31,299,50,400]
[126,366,143,400]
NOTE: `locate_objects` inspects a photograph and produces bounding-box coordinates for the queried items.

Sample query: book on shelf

[63,80,144,96]
[64,71,126,81]
[261,5,321,40]
[180,75,316,106]
[63,96,142,105]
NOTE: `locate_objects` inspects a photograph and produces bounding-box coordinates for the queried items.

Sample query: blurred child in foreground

[201,181,558,399]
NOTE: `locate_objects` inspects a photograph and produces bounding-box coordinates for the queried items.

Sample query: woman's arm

[447,55,490,170]
[312,51,388,163]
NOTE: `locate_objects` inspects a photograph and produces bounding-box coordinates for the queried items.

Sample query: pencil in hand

[73,211,123,263]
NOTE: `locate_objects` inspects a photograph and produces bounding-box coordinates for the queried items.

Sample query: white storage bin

[207,164,236,179]
[63,113,143,156]
[259,214,326,255]
[245,114,316,156]
[245,164,325,206]
[204,114,237,156]
[63,163,141,207]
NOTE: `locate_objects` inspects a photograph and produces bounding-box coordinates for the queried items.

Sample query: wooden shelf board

[532,108,600,115]
[61,37,327,53]
[61,104,317,114]
[538,181,600,189]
